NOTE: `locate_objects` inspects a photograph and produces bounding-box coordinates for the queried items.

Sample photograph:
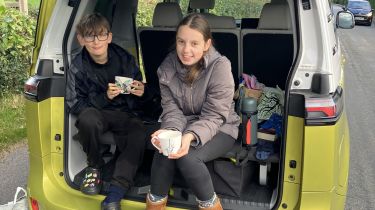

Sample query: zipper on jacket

[190,83,195,114]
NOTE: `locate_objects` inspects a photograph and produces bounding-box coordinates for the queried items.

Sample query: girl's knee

[176,154,202,172]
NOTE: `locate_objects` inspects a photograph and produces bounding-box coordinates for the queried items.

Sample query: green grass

[0,94,26,153]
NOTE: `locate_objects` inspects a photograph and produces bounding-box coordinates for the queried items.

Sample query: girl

[146,14,240,210]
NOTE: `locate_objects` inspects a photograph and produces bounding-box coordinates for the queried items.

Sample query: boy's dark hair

[76,13,111,36]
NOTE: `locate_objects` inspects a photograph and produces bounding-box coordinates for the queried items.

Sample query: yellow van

[24,0,354,209]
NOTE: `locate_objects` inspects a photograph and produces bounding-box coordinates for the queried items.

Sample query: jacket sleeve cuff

[184,131,200,147]
[161,121,186,132]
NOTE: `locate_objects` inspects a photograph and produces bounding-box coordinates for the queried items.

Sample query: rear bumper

[298,191,347,210]
[27,153,148,210]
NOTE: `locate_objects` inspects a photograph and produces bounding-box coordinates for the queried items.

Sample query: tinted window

[348,1,371,9]
[137,0,271,26]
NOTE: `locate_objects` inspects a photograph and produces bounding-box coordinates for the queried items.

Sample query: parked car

[346,0,374,26]
[23,0,354,209]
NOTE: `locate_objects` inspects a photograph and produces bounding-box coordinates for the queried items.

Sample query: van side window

[136,0,159,27]
[200,0,271,18]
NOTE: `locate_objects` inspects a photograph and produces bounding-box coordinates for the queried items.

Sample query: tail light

[305,86,343,125]
[24,76,40,101]
[30,197,39,210]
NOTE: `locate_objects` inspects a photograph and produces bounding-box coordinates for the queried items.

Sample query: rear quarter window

[136,0,271,27]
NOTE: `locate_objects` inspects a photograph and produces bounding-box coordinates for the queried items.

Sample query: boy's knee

[77,108,102,129]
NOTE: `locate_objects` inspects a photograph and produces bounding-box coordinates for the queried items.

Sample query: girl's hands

[107,83,121,100]
[168,133,195,159]
[130,80,145,97]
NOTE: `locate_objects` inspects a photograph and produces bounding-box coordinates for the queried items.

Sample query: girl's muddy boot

[146,193,167,210]
[198,197,223,210]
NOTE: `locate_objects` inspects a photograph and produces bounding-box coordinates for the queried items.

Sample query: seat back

[241,18,259,29]
[241,2,293,89]
[138,2,182,91]
[190,0,215,12]
[190,0,241,87]
[209,20,241,87]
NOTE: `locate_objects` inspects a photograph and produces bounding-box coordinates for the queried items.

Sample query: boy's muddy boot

[198,198,223,210]
[146,193,167,210]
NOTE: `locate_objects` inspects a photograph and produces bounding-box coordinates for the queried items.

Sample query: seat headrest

[204,15,236,29]
[257,3,291,30]
[190,0,215,9]
[152,2,183,27]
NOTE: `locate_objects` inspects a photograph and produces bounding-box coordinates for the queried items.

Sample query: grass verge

[0,94,26,153]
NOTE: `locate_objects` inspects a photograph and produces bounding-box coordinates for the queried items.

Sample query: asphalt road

[0,143,29,203]
[339,23,375,210]
[0,19,375,210]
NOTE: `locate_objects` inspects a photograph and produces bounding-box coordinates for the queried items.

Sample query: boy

[66,13,149,210]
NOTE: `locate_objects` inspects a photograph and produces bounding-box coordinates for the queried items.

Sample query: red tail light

[305,87,343,125]
[24,76,40,101]
[306,97,336,118]
[30,197,39,210]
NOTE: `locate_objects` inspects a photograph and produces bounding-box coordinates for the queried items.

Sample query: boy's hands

[107,83,121,100]
[107,80,144,99]
[130,80,144,97]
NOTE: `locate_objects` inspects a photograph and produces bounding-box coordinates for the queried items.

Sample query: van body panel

[28,153,177,210]
[293,1,342,93]
[25,98,64,158]
[298,191,346,210]
[38,0,73,74]
[301,110,349,192]
[279,182,301,210]
[24,0,351,209]
[283,116,304,185]
[30,0,57,75]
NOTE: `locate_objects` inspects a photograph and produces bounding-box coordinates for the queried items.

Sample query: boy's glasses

[83,33,109,42]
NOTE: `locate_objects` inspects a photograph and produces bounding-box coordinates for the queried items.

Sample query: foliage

[28,0,41,18]
[136,0,269,27]
[212,0,268,18]
[28,0,41,10]
[136,0,158,27]
[0,94,26,153]
[0,8,36,95]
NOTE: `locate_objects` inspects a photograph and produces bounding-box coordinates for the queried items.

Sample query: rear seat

[137,2,182,92]
[208,17,241,87]
[189,0,240,87]
[238,2,293,185]
[189,0,215,14]
[241,2,293,89]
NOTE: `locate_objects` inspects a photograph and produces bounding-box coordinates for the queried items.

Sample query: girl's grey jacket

[157,47,240,146]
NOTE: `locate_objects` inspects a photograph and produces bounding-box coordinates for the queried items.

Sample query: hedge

[0,8,35,95]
